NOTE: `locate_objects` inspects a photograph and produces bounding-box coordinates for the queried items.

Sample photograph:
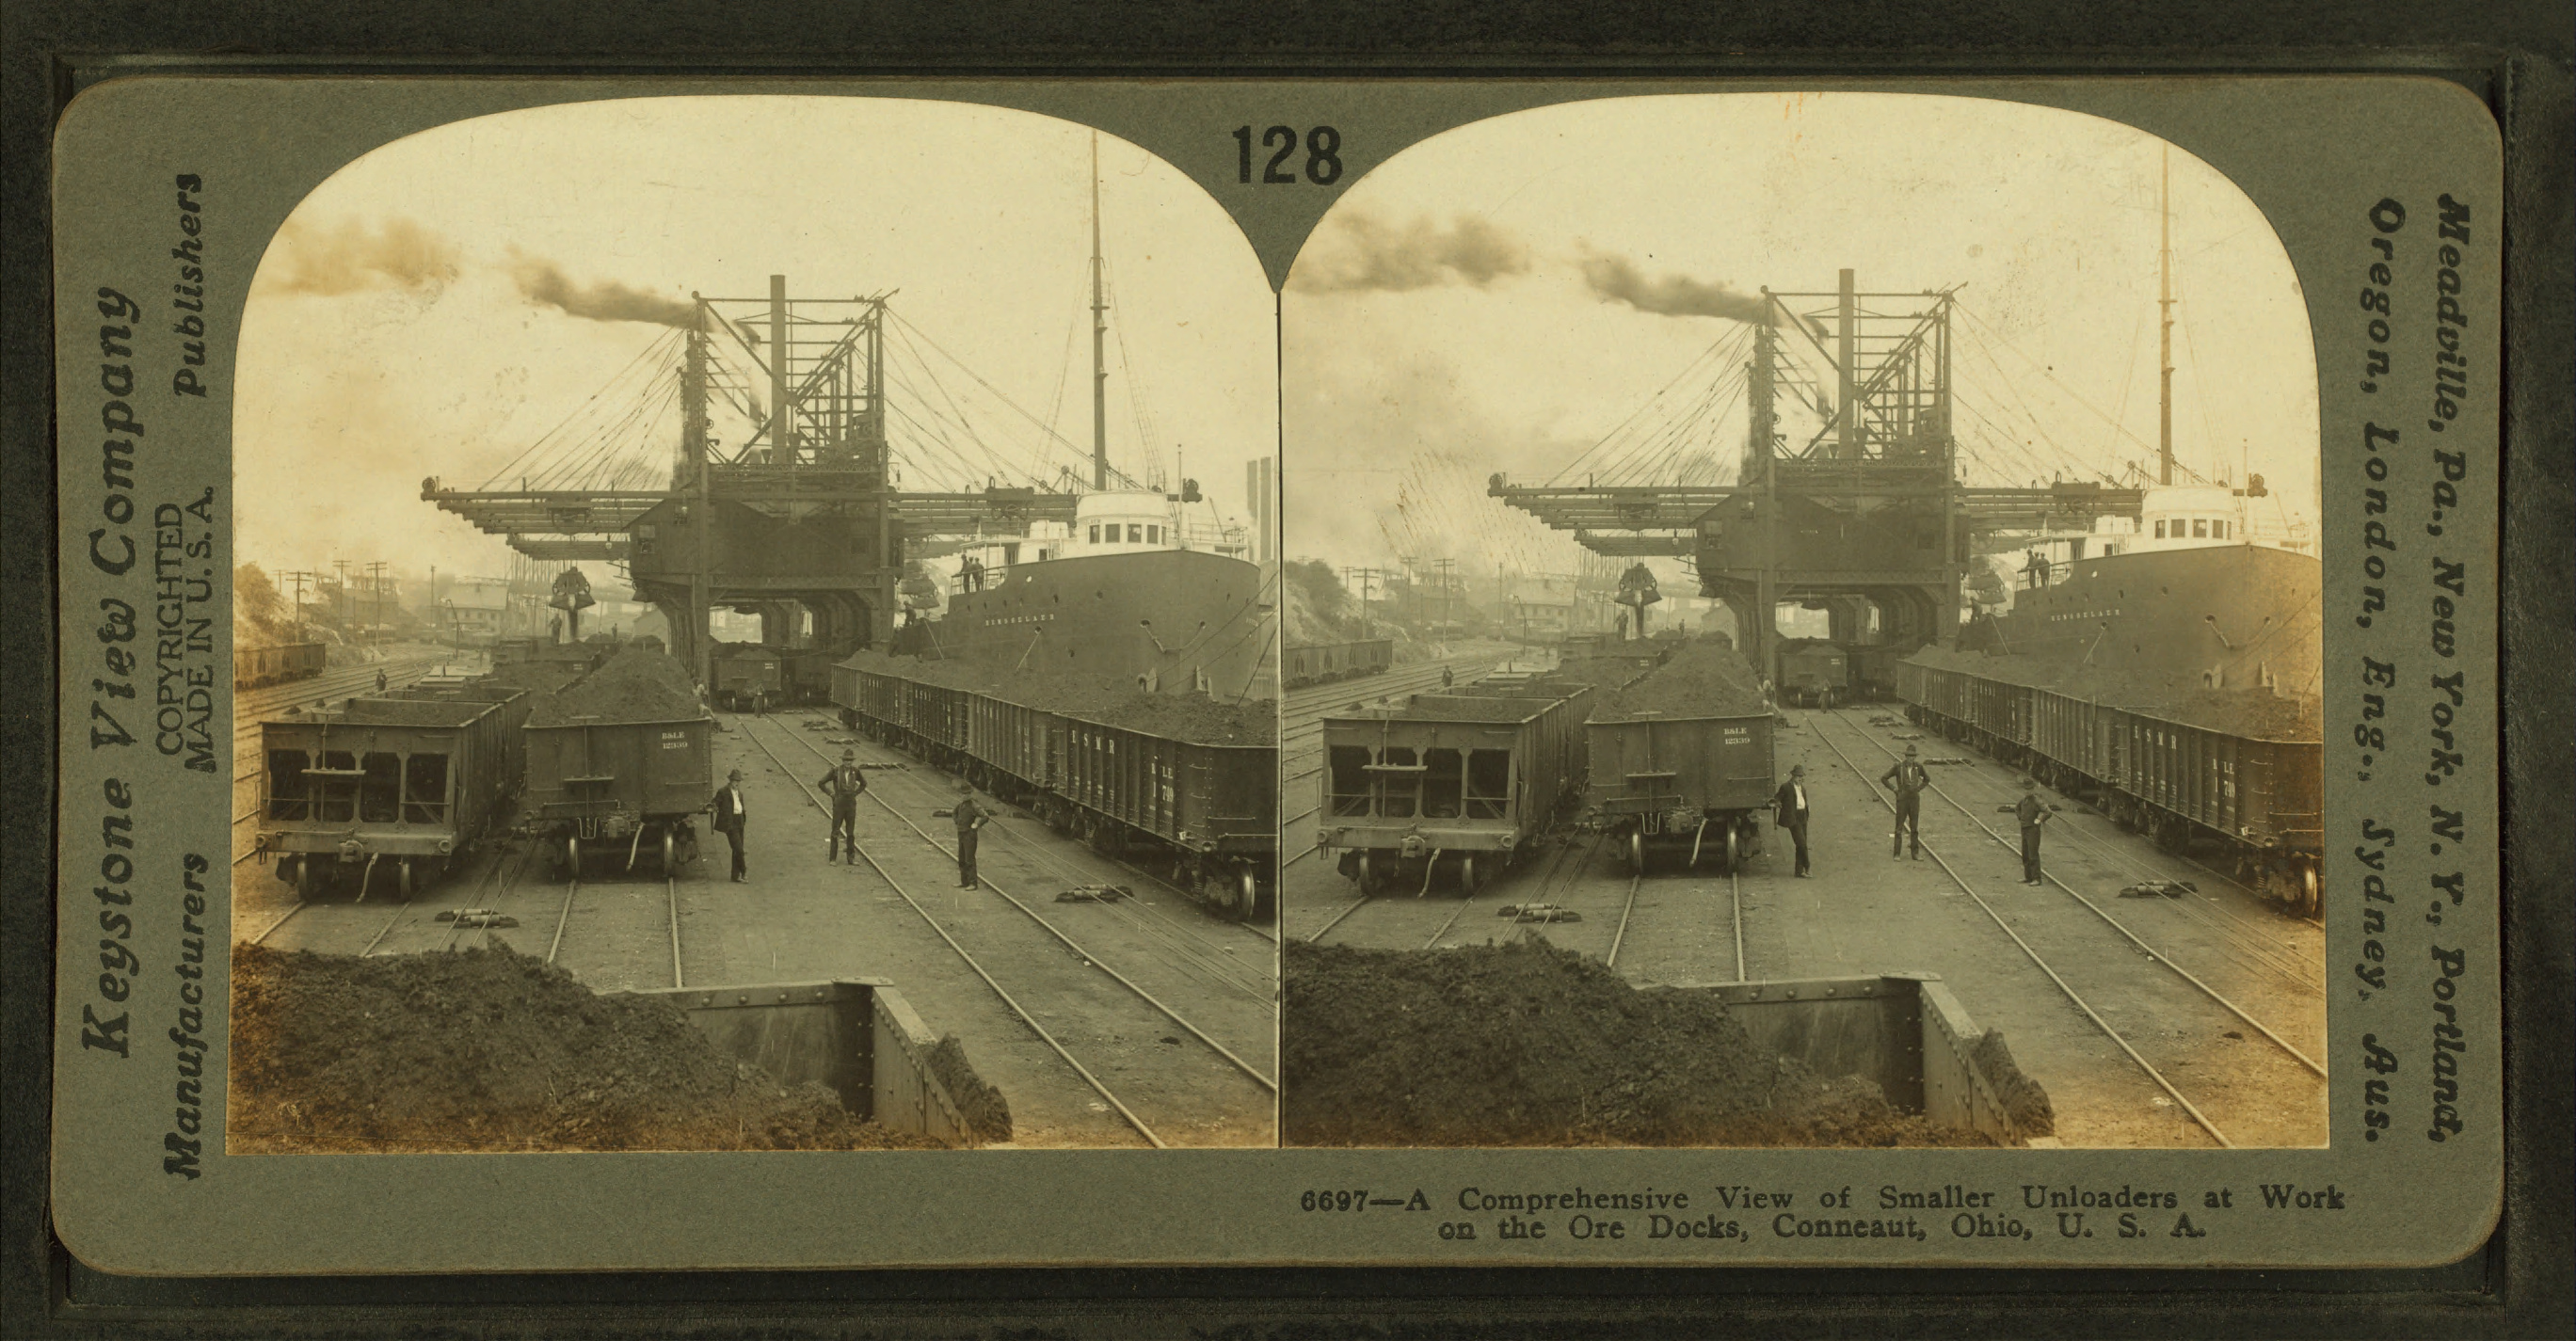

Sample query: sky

[234,96,1277,590]
[1280,92,2323,584]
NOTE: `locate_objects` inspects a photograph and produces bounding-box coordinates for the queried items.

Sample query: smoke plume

[1579,250,1772,325]
[1289,210,1532,294]
[508,252,696,327]
[260,216,461,296]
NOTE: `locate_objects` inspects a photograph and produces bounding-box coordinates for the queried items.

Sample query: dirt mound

[1590,640,1769,721]
[1283,938,1992,1148]
[527,647,704,727]
[1973,1029,2056,1137]
[229,943,944,1152]
[840,648,1275,746]
[926,1035,1013,1143]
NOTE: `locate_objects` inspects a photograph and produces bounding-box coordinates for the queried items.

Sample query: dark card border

[6,2,2568,1336]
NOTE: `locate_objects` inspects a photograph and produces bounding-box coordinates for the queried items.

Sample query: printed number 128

[1234,125,1342,185]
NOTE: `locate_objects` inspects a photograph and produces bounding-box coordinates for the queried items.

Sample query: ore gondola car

[234,641,328,690]
[1845,643,1917,702]
[256,696,517,899]
[831,657,1277,920]
[1896,658,2324,915]
[1775,638,1850,708]
[1576,646,1783,870]
[780,646,843,706]
[521,649,712,878]
[1282,638,1395,690]
[1317,680,1594,896]
[711,642,784,711]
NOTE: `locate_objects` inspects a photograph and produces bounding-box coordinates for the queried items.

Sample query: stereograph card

[46,74,2505,1275]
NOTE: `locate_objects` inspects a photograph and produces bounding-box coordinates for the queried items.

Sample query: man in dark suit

[1880,744,1930,859]
[952,781,989,888]
[1771,764,1814,877]
[711,767,750,883]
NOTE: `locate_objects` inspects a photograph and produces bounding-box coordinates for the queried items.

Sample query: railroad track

[735,713,1274,1150]
[1803,707,2325,1149]
[759,710,1276,988]
[1820,707,2322,992]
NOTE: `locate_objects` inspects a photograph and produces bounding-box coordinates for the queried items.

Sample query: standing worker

[1440,664,1454,689]
[1771,764,1814,878]
[376,668,389,693]
[1999,777,2054,885]
[710,767,751,883]
[951,781,988,888]
[1880,744,1930,859]
[818,748,869,864]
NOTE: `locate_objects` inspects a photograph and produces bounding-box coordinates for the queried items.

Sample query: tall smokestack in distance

[1836,268,1858,460]
[769,275,791,463]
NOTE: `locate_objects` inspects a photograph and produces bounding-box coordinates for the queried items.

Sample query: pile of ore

[837,649,1274,746]
[526,647,704,727]
[1588,640,1770,722]
[1282,939,1992,1148]
[229,943,949,1153]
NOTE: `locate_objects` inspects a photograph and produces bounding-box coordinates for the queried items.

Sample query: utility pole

[685,294,713,684]
[367,561,387,645]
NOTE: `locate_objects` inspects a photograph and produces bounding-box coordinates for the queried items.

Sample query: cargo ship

[890,136,1272,697]
[1906,152,2325,914]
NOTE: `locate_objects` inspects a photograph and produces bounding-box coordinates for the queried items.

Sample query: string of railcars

[1282,637,1395,691]
[830,655,1278,921]
[233,641,327,690]
[248,636,716,898]
[1896,654,2324,916]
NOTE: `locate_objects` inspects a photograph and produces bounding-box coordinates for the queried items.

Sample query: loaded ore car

[780,646,843,706]
[1317,678,1593,896]
[1898,649,2324,915]
[1282,638,1395,690]
[1552,640,1672,691]
[234,641,328,690]
[383,681,535,791]
[1774,638,1849,708]
[1845,643,1917,702]
[1583,641,1778,872]
[832,650,1278,919]
[522,647,712,878]
[711,642,784,711]
[256,695,517,899]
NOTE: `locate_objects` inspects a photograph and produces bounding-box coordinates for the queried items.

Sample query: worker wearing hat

[951,779,990,888]
[1770,764,1815,878]
[817,747,870,865]
[1880,743,1931,860]
[710,768,751,883]
[1997,776,2056,885]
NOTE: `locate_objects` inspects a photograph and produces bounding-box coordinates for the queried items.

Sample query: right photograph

[1278,93,2325,1150]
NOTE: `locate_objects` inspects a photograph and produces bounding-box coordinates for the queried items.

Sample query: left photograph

[228,97,1282,1153]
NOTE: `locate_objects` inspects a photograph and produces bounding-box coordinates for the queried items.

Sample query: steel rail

[734,722,1169,1148]
[1807,716,2234,1147]
[1820,709,2324,1079]
[766,712,1280,981]
[1847,707,2323,975]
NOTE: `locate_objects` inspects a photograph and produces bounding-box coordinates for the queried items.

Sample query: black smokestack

[1580,251,1772,325]
[509,253,694,327]
[1289,210,1532,294]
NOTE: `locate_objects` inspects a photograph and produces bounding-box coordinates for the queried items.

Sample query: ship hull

[896,549,1272,694]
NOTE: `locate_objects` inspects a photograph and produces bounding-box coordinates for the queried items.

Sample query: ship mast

[1090,132,1109,492]
[2157,142,2175,488]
